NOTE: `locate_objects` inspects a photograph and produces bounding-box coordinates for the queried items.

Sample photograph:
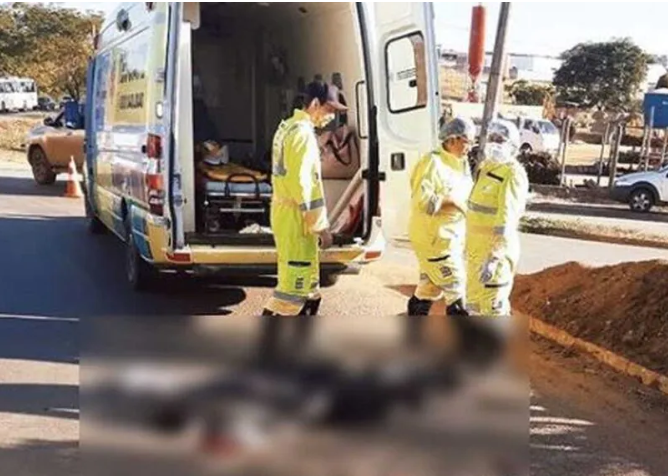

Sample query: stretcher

[197,163,272,233]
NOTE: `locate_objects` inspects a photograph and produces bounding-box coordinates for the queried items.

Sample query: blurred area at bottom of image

[81,314,528,476]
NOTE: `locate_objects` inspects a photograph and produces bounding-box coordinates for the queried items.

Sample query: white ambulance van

[84,2,439,291]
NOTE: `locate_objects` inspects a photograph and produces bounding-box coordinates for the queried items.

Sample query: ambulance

[83,2,439,291]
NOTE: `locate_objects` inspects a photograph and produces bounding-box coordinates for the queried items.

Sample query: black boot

[445,298,469,317]
[449,306,504,369]
[294,298,321,351]
[258,311,282,363]
[406,296,432,347]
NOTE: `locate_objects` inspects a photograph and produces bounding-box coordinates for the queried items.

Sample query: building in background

[439,49,560,102]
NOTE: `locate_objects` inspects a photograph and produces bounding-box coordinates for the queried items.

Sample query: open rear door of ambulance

[370,3,441,246]
[163,2,188,252]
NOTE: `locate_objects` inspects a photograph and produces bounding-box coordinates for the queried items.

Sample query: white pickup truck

[516,118,561,157]
[610,166,668,212]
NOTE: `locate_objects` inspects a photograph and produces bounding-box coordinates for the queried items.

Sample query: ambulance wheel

[125,219,158,292]
[84,193,106,235]
[320,271,340,287]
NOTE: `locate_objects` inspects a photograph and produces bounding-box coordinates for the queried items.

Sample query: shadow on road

[0,383,78,421]
[0,439,78,476]
[0,176,68,198]
[0,214,270,319]
[0,214,276,366]
[528,201,668,224]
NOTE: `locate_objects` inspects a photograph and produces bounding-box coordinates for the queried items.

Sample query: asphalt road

[1,162,667,475]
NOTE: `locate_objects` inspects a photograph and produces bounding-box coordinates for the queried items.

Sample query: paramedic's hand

[318,229,334,250]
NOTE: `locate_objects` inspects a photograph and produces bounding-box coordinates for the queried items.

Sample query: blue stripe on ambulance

[130,208,153,261]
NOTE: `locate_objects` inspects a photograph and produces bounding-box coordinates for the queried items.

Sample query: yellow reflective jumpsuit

[466,159,529,317]
[264,109,329,316]
[409,148,473,304]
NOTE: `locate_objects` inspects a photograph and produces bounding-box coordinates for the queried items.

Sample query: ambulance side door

[371,2,441,245]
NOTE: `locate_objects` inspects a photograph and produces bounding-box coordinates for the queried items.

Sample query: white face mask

[484,142,514,163]
[316,112,336,128]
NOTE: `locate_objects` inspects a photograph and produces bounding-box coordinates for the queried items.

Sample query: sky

[433,2,668,57]
[56,1,668,58]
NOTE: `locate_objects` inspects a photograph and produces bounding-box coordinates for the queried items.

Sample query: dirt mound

[512,260,668,374]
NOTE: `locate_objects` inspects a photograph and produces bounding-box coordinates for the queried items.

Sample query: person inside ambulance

[405,116,476,346]
[464,119,529,360]
[259,80,347,357]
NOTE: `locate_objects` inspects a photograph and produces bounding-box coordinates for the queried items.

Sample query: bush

[619,134,665,148]
[617,151,641,164]
[518,152,561,185]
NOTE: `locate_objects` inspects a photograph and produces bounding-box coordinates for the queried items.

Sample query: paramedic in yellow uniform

[406,116,476,346]
[260,81,347,355]
[464,119,529,360]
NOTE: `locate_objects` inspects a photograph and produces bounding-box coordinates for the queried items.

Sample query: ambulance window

[385,31,427,114]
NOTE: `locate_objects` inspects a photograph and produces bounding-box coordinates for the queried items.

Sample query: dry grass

[0,115,44,152]
[0,149,27,164]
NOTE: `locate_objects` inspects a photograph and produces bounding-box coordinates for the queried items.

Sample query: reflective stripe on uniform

[273,290,307,304]
[300,198,325,211]
[468,202,498,215]
[468,224,508,235]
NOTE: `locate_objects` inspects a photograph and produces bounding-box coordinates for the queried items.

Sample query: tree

[656,73,668,90]
[0,3,103,100]
[553,39,649,111]
[509,80,554,106]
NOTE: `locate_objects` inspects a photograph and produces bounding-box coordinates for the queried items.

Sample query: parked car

[517,118,561,157]
[37,96,56,111]
[24,109,85,185]
[610,166,668,212]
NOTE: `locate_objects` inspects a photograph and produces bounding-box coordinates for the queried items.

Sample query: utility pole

[477,2,512,162]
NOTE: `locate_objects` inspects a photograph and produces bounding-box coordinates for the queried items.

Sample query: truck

[83,2,440,291]
[25,100,86,185]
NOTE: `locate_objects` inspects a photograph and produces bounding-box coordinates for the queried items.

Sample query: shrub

[518,152,561,185]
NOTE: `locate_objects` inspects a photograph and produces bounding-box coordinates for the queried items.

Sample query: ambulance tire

[125,218,159,292]
[84,192,106,235]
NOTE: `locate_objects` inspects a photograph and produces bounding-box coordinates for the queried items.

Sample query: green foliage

[518,152,561,185]
[0,3,103,100]
[553,39,649,111]
[509,80,554,106]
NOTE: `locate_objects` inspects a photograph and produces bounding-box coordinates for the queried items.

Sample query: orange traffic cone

[64,157,83,199]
